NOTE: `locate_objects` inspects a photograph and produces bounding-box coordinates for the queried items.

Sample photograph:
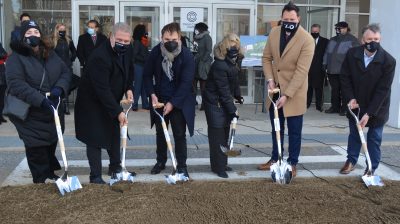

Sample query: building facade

[7,0,400,129]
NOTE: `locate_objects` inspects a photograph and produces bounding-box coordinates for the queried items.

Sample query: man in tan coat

[258,1,315,177]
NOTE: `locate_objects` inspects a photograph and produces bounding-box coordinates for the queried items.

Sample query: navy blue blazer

[143,43,195,136]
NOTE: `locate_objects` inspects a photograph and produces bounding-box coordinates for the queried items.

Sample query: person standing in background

[77,20,107,70]
[51,23,77,115]
[307,24,329,112]
[131,24,150,111]
[193,22,212,111]
[323,21,359,116]
[0,42,8,124]
[10,13,31,43]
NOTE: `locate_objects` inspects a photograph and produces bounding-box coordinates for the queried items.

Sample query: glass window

[258,0,339,4]
[345,14,369,39]
[308,7,339,38]
[124,6,161,48]
[173,7,208,51]
[79,5,114,37]
[216,8,250,43]
[346,0,370,13]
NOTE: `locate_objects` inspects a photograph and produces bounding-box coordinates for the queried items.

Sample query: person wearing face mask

[52,23,77,115]
[74,23,135,184]
[307,24,329,112]
[202,33,242,178]
[323,21,359,116]
[76,20,107,69]
[131,24,150,111]
[5,20,71,183]
[193,22,213,111]
[10,13,31,43]
[258,2,315,178]
[339,24,396,175]
[143,22,195,179]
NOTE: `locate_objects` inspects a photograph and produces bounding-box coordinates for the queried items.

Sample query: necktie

[92,35,97,45]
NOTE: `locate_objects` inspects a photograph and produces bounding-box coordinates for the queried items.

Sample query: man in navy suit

[77,20,107,69]
[143,22,195,178]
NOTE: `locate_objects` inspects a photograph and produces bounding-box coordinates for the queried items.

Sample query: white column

[370,0,400,128]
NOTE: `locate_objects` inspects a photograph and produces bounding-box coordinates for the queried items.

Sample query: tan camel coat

[262,25,315,117]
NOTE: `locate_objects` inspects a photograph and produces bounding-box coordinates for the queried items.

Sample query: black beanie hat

[20,20,41,40]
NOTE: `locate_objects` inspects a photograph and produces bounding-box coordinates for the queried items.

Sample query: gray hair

[111,22,132,36]
[362,23,381,35]
[311,24,321,29]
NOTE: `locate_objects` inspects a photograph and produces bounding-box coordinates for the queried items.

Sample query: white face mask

[194,29,200,35]
[87,28,95,35]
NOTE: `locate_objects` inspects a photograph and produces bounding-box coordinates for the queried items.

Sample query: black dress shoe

[0,117,7,123]
[90,176,106,184]
[109,168,137,177]
[177,167,190,178]
[225,166,233,171]
[151,163,166,174]
[325,107,339,114]
[216,171,228,178]
[48,173,60,181]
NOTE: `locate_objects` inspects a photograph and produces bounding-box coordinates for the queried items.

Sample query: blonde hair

[215,33,242,58]
[52,23,71,47]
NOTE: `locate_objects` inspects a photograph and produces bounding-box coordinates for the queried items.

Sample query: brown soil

[1,178,400,224]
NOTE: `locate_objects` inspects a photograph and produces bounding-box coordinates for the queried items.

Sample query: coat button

[277,69,280,72]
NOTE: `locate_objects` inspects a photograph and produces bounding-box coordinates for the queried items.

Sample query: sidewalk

[1,104,400,185]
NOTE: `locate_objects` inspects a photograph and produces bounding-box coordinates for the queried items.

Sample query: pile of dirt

[1,178,400,223]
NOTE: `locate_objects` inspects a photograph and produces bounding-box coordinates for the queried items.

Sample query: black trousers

[307,86,323,110]
[208,127,229,173]
[327,73,345,112]
[86,145,121,178]
[25,142,61,183]
[0,84,6,119]
[154,108,187,169]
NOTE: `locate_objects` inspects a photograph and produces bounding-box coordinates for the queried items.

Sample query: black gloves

[50,87,63,98]
[230,110,239,120]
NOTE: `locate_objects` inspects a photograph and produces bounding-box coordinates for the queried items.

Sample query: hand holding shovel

[220,111,241,157]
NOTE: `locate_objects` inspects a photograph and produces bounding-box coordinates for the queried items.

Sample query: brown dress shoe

[257,159,276,170]
[291,165,297,178]
[340,161,355,174]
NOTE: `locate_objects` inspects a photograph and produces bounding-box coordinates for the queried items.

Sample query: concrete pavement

[1,104,400,186]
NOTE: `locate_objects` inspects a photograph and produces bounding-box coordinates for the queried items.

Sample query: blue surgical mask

[87,28,95,35]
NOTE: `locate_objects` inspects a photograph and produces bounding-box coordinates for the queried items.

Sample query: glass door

[120,2,164,48]
[72,0,117,76]
[212,4,255,103]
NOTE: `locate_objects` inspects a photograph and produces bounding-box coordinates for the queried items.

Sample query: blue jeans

[133,64,149,109]
[269,103,303,165]
[346,118,383,171]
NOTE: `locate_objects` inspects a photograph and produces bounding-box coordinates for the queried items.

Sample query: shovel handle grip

[153,103,165,109]
[268,88,280,94]
[120,99,132,105]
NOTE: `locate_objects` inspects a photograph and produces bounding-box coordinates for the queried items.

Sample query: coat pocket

[204,101,230,128]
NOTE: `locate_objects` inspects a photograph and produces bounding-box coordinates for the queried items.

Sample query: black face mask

[282,21,298,33]
[364,41,380,53]
[114,42,129,55]
[24,36,40,47]
[226,47,239,59]
[311,32,319,39]
[59,31,66,38]
[164,41,178,52]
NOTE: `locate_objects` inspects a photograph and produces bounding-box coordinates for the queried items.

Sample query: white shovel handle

[356,123,373,173]
[54,109,68,171]
[162,121,177,170]
[120,125,128,169]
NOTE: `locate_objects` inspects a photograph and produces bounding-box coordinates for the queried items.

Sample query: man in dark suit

[143,22,195,178]
[339,23,396,175]
[74,23,134,184]
[76,20,107,69]
[307,24,329,112]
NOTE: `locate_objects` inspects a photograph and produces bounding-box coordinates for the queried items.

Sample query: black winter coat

[341,45,396,127]
[6,41,71,147]
[131,39,149,66]
[74,40,134,149]
[54,37,77,68]
[76,33,107,67]
[308,36,328,88]
[203,58,240,128]
[143,44,195,136]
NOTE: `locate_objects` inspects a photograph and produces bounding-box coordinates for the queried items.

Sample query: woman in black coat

[131,24,150,111]
[52,23,77,114]
[6,21,71,183]
[203,33,242,178]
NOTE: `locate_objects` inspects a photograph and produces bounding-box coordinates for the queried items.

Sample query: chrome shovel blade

[220,145,242,157]
[362,174,384,187]
[56,175,82,196]
[165,173,189,185]
[270,162,293,184]
[109,171,135,186]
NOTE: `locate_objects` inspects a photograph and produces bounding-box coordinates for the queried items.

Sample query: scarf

[160,42,181,81]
